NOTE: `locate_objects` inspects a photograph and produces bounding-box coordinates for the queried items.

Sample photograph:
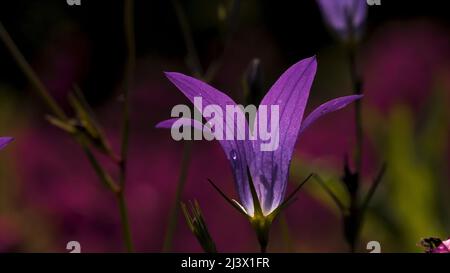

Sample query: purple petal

[156,117,218,140]
[156,118,204,131]
[163,72,255,215]
[300,95,363,134]
[0,137,13,150]
[252,56,317,214]
[316,0,367,39]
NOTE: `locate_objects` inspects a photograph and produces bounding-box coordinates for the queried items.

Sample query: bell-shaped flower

[316,0,368,41]
[157,56,362,250]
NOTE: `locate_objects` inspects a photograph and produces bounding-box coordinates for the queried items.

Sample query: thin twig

[115,0,136,252]
[120,0,136,183]
[162,142,193,252]
[203,0,241,82]
[0,10,136,252]
[162,0,240,252]
[0,22,67,120]
[360,163,387,216]
[348,45,363,174]
[171,0,203,78]
[313,174,346,214]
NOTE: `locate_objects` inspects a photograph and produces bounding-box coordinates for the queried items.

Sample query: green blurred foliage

[368,83,449,252]
[290,80,449,252]
[0,86,55,251]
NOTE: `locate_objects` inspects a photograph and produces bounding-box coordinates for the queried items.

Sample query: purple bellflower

[157,56,361,250]
[316,0,367,41]
[0,137,13,151]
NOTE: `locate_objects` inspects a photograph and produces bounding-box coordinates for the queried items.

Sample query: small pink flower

[432,238,450,253]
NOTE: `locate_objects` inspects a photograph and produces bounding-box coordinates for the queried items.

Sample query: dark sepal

[207,178,247,216]
[268,173,314,220]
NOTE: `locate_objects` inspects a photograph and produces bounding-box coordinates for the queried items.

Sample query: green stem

[81,142,120,194]
[279,214,295,252]
[114,0,136,252]
[162,0,202,253]
[0,21,67,120]
[347,40,363,253]
[120,0,135,179]
[162,142,193,252]
[0,18,135,253]
[171,0,203,78]
[348,46,363,174]
[162,0,240,252]
[203,0,241,82]
[117,191,134,252]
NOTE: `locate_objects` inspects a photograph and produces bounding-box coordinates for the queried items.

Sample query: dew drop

[229,150,239,169]
[230,150,238,161]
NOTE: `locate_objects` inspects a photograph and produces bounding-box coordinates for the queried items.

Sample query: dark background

[0,0,449,252]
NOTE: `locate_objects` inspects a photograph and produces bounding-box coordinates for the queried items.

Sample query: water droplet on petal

[230,150,237,161]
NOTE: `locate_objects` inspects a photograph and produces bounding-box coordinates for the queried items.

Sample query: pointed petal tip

[163,71,177,79]
[155,121,165,129]
[301,55,317,65]
[281,55,317,79]
[164,71,186,81]
[288,55,317,69]
[349,94,364,101]
[155,119,174,129]
[0,137,14,150]
[306,55,317,64]
[301,55,318,72]
[0,137,14,143]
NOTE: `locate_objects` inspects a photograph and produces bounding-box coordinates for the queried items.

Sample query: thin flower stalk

[0,0,136,252]
[162,0,241,252]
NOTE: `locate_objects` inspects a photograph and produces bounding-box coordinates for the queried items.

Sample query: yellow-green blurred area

[0,0,449,252]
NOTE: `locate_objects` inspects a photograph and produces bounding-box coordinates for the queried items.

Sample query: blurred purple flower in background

[0,137,13,150]
[157,56,362,217]
[316,0,367,40]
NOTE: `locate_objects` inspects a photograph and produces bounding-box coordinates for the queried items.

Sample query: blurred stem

[162,0,198,252]
[203,0,240,82]
[162,0,240,252]
[0,18,135,252]
[279,214,295,252]
[347,42,363,253]
[348,44,363,174]
[81,141,120,194]
[116,191,134,252]
[80,137,133,252]
[171,0,203,78]
[0,22,67,120]
[120,0,135,186]
[313,174,346,214]
[360,163,387,219]
[116,0,136,251]
[162,142,193,252]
